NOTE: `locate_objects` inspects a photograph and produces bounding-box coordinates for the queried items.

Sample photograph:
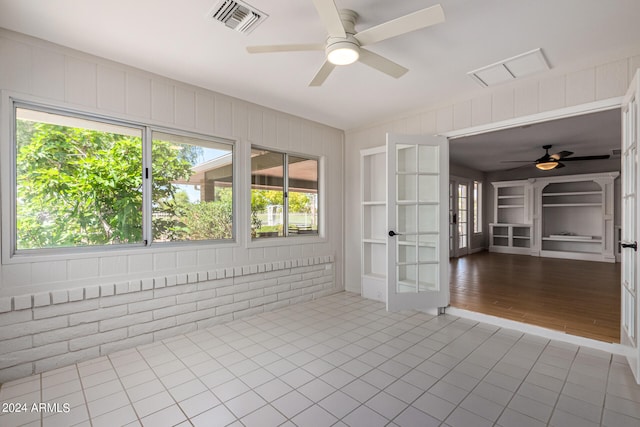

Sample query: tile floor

[1,292,639,427]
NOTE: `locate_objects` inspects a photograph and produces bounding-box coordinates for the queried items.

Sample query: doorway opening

[448,108,622,343]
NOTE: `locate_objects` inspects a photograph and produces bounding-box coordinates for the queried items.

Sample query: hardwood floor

[449,251,621,343]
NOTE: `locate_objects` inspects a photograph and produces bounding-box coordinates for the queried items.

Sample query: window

[15,106,145,250]
[13,102,234,254]
[151,131,233,243]
[473,180,482,233]
[250,148,319,238]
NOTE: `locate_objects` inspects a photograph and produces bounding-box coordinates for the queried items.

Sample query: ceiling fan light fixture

[246,3,446,85]
[536,161,558,171]
[326,39,360,65]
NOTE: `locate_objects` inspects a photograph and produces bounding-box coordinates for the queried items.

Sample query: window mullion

[284,153,289,237]
[142,127,153,245]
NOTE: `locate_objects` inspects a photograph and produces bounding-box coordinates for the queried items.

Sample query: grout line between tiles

[5,293,638,427]
[485,334,556,426]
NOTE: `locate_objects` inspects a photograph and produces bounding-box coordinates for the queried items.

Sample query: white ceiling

[0,0,639,131]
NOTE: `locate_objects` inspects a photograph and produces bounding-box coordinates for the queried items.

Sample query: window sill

[3,239,241,265]
[248,234,326,248]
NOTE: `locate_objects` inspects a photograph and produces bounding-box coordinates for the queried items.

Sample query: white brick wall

[0,256,336,383]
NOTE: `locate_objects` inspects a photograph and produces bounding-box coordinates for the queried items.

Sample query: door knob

[388,230,402,237]
[621,241,637,251]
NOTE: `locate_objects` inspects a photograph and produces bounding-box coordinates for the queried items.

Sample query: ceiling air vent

[468,48,550,88]
[209,0,267,34]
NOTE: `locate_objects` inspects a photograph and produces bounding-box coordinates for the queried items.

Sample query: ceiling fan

[246,0,445,86]
[503,145,611,170]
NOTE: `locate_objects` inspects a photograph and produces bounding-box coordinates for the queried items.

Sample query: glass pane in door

[458,183,468,249]
[397,174,417,202]
[398,264,417,293]
[418,263,438,291]
[418,205,438,233]
[418,145,439,173]
[449,181,455,254]
[398,242,417,264]
[418,235,438,262]
[397,205,417,234]
[418,175,439,203]
[397,145,417,173]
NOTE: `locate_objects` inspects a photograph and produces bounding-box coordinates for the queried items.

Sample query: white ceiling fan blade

[246,44,324,54]
[309,61,336,86]
[358,48,408,79]
[311,0,346,38]
[354,4,445,46]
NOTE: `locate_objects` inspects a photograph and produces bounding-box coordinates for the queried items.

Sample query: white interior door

[621,70,640,383]
[449,180,457,257]
[387,133,449,312]
[457,182,469,255]
[448,178,470,258]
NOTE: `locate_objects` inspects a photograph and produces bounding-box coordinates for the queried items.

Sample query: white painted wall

[345,52,639,293]
[0,29,344,381]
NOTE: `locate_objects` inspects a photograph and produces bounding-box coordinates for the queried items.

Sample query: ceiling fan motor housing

[325,10,360,65]
[326,35,360,65]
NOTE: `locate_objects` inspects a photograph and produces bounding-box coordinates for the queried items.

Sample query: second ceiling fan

[503,145,611,171]
[246,0,445,86]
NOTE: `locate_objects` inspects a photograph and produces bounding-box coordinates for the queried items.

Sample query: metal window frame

[9,98,237,258]
[250,145,320,240]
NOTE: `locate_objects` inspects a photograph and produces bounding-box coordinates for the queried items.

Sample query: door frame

[442,98,627,345]
[443,98,623,140]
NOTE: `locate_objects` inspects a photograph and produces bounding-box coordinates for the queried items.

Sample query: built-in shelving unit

[496,183,527,224]
[490,180,532,254]
[490,223,532,254]
[490,172,619,262]
[540,179,611,261]
[361,146,387,302]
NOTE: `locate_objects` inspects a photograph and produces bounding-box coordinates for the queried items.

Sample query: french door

[386,133,449,312]
[449,178,470,257]
[621,70,640,383]
[449,181,456,257]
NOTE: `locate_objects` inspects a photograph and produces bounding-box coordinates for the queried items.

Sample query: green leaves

[16,122,145,248]
[177,199,233,241]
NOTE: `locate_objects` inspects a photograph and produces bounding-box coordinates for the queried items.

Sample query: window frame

[249,145,323,244]
[4,96,236,262]
[149,128,236,245]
